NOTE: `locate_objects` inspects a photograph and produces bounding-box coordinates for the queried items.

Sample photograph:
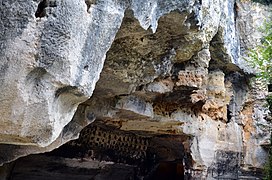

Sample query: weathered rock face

[0,0,128,147]
[0,0,271,179]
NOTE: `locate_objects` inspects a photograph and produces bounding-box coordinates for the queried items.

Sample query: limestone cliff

[0,0,271,179]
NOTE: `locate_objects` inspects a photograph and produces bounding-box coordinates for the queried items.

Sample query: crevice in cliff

[35,0,48,18]
[234,2,238,24]
[85,0,96,12]
[55,86,79,98]
[26,67,47,83]
[35,0,57,18]
[268,84,272,92]
[227,105,232,123]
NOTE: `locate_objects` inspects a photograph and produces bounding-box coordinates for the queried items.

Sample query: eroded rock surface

[0,0,271,179]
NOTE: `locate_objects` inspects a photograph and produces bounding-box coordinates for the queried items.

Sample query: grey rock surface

[0,0,124,147]
[0,0,271,179]
[0,0,218,147]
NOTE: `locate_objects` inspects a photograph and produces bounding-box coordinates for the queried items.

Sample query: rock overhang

[0,1,271,178]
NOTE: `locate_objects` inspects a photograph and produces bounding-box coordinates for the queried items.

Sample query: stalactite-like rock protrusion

[0,0,271,179]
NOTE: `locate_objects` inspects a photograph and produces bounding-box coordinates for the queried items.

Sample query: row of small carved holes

[80,126,148,152]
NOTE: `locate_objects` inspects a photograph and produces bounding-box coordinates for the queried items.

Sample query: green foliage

[252,0,272,5]
[247,18,272,180]
[247,21,272,83]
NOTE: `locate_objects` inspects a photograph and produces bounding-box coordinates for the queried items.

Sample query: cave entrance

[3,123,189,180]
[148,161,184,180]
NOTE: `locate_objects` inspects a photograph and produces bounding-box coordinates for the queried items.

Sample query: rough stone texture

[0,0,124,147]
[0,0,271,179]
[0,104,94,165]
[0,0,219,146]
[4,154,138,180]
[236,0,271,73]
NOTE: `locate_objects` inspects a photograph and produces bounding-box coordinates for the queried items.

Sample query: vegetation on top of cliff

[247,19,272,114]
[246,14,272,180]
[247,21,272,83]
[252,0,272,5]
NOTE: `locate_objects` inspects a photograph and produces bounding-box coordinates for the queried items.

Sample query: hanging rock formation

[0,0,271,179]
